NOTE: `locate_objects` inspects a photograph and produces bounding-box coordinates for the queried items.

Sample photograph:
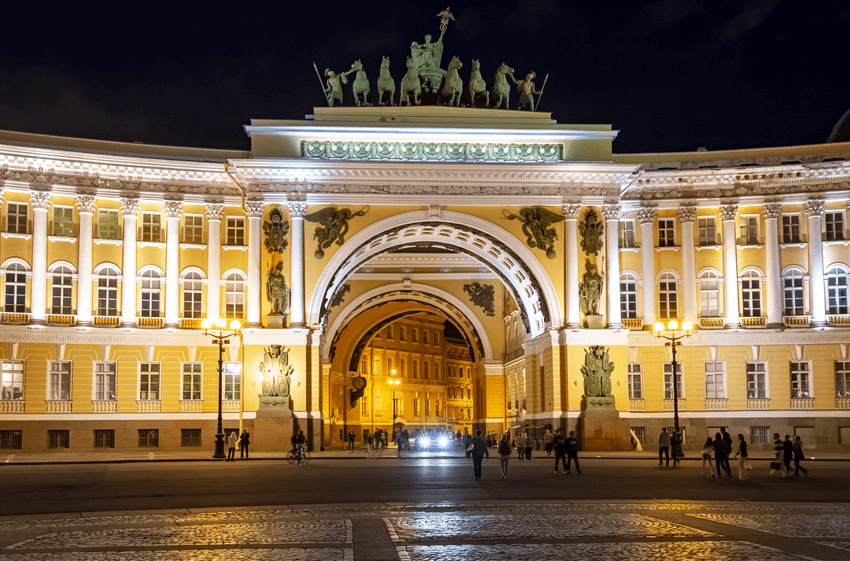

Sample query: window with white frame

[94,362,116,401]
[139,363,160,401]
[182,272,203,318]
[783,269,805,315]
[182,363,202,400]
[225,273,244,319]
[51,266,73,315]
[704,361,726,399]
[663,362,683,399]
[782,215,801,243]
[826,266,849,315]
[741,270,763,317]
[746,362,767,399]
[657,218,675,247]
[1,361,24,401]
[698,271,720,317]
[183,215,203,244]
[620,272,638,319]
[224,363,241,400]
[226,217,245,245]
[98,210,119,240]
[618,220,635,248]
[97,267,119,316]
[49,361,71,401]
[141,212,161,242]
[53,207,74,237]
[659,272,678,318]
[698,217,716,245]
[7,203,27,234]
[826,212,845,242]
[790,361,811,399]
[836,361,850,398]
[140,270,161,317]
[739,215,758,244]
[4,263,27,313]
[627,363,642,399]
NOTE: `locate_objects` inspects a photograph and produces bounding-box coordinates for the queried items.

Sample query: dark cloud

[716,0,782,46]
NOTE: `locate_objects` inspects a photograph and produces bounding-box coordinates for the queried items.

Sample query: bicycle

[286,447,309,465]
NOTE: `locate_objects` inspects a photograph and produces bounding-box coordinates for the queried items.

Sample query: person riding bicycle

[294,430,308,464]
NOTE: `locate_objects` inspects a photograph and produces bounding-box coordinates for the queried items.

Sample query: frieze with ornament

[301,140,563,162]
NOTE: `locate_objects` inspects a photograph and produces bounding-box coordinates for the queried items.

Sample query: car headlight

[419,437,431,447]
[438,436,449,448]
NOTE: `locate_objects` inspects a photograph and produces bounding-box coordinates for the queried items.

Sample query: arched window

[659,272,678,319]
[182,272,203,319]
[619,272,638,319]
[4,263,27,313]
[140,270,161,318]
[51,266,74,315]
[224,273,244,319]
[698,271,720,317]
[783,268,805,316]
[826,265,849,315]
[97,267,119,316]
[741,270,763,317]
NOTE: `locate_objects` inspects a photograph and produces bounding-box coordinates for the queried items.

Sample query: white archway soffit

[310,210,562,338]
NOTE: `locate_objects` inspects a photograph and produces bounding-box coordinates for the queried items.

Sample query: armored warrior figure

[266,262,290,316]
[510,71,542,111]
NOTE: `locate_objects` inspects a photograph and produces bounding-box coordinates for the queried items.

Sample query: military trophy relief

[463,282,496,317]
[259,345,296,416]
[314,7,548,110]
[581,345,616,410]
[579,260,604,329]
[579,208,604,256]
[264,207,291,329]
[305,206,368,259]
[505,207,564,259]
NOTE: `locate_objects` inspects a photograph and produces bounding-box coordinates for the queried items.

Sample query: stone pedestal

[578,396,631,451]
[266,314,285,329]
[253,396,294,452]
[585,314,604,329]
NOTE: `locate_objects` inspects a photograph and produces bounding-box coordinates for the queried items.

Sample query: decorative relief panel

[301,140,563,162]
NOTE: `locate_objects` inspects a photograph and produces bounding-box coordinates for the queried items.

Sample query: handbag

[744,460,753,470]
[466,444,475,452]
[769,461,782,470]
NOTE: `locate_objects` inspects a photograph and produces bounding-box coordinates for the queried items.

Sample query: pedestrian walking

[553,430,568,474]
[239,430,250,459]
[523,434,534,461]
[347,431,356,452]
[769,433,787,477]
[543,429,554,456]
[471,430,489,480]
[366,434,374,459]
[701,438,715,477]
[783,434,794,475]
[226,431,237,462]
[463,433,473,460]
[793,436,809,477]
[720,428,733,474]
[497,434,512,479]
[486,432,493,448]
[565,430,581,474]
[514,432,525,462]
[658,428,671,466]
[712,433,731,476]
[670,431,681,466]
[733,433,751,480]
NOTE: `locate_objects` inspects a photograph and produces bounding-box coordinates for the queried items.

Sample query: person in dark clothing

[712,433,731,477]
[658,428,671,466]
[553,430,568,474]
[793,436,809,477]
[470,430,489,480]
[565,430,582,474]
[463,433,473,460]
[782,434,794,475]
[670,432,681,466]
[733,433,750,480]
[720,428,734,474]
[239,430,250,459]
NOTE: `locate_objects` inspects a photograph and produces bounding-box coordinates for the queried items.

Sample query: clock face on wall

[352,376,367,390]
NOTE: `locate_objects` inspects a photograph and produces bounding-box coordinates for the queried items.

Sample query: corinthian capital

[120,198,140,216]
[287,201,308,218]
[637,208,657,224]
[763,203,782,219]
[562,203,581,219]
[677,206,697,223]
[30,191,52,210]
[163,200,183,219]
[719,205,738,222]
[205,203,224,221]
[244,200,265,218]
[804,200,825,217]
[75,194,97,214]
[601,205,621,221]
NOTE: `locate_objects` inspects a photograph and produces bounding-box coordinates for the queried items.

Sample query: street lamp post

[652,319,693,442]
[388,370,401,456]
[202,318,242,459]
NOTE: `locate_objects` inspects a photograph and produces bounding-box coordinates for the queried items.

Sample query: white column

[245,201,265,327]
[602,205,622,329]
[562,204,581,327]
[805,200,827,327]
[288,201,307,327]
[120,199,140,326]
[29,192,51,324]
[720,204,741,328]
[638,208,657,327]
[164,201,182,327]
[678,207,698,323]
[75,195,96,324]
[763,203,783,327]
[205,203,223,320]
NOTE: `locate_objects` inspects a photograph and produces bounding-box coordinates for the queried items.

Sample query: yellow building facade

[1,107,850,453]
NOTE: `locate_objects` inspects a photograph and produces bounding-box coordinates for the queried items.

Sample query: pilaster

[288,201,308,328]
[205,203,224,320]
[805,199,827,326]
[720,204,740,328]
[638,208,657,327]
[563,203,581,327]
[75,195,97,324]
[763,203,783,327]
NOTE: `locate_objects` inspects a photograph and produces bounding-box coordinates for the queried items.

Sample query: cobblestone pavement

[1,502,849,560]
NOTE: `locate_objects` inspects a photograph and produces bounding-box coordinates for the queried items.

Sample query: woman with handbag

[769,433,787,477]
[733,433,751,480]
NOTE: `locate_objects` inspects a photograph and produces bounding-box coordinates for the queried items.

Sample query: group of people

[465,428,582,480]
[770,433,809,478]
[225,430,250,461]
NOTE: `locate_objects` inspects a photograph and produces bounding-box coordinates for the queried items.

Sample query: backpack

[498,440,511,455]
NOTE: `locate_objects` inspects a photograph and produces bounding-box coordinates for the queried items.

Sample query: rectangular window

[182,363,202,400]
[0,430,22,449]
[183,215,204,244]
[1,361,24,401]
[433,332,440,345]
[94,362,116,401]
[53,207,74,237]
[224,363,241,401]
[790,361,811,399]
[698,217,716,245]
[739,216,758,244]
[423,331,429,345]
[139,429,159,447]
[837,361,850,398]
[826,212,845,242]
[659,279,678,319]
[361,397,368,417]
[181,428,202,447]
[746,362,767,399]
[400,358,406,377]
[618,220,635,248]
[399,327,406,341]
[631,427,645,445]
[413,397,420,417]
[782,215,801,243]
[141,212,161,242]
[98,210,119,240]
[49,361,71,401]
[657,218,675,247]
[94,429,115,448]
[386,326,393,339]
[425,399,430,417]
[226,217,245,246]
[48,430,69,449]
[412,360,419,379]
[424,362,430,380]
[704,361,726,399]
[627,363,642,399]
[139,363,161,401]
[7,203,27,234]
[412,329,418,343]
[750,426,770,444]
[51,270,73,315]
[784,275,805,315]
[663,362,684,399]
[742,275,762,317]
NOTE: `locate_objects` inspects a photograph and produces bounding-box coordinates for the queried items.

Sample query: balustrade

[705,398,728,410]
[180,400,204,413]
[836,397,850,409]
[791,397,814,410]
[628,399,645,411]
[663,399,685,411]
[91,401,117,413]
[741,317,766,327]
[747,398,770,409]
[784,316,811,327]
[45,401,72,413]
[137,400,161,413]
[0,401,24,413]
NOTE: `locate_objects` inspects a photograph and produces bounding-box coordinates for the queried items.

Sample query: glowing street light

[652,320,693,441]
[202,318,242,459]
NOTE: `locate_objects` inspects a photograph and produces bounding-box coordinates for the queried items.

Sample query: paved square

[690,514,850,538]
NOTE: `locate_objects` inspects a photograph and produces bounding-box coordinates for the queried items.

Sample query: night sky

[0,1,846,155]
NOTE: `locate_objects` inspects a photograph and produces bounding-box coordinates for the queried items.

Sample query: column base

[724,323,741,329]
[244,322,263,329]
[566,322,582,328]
[607,322,622,329]
[811,320,828,328]
[289,322,306,329]
[75,320,93,327]
[766,322,785,329]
